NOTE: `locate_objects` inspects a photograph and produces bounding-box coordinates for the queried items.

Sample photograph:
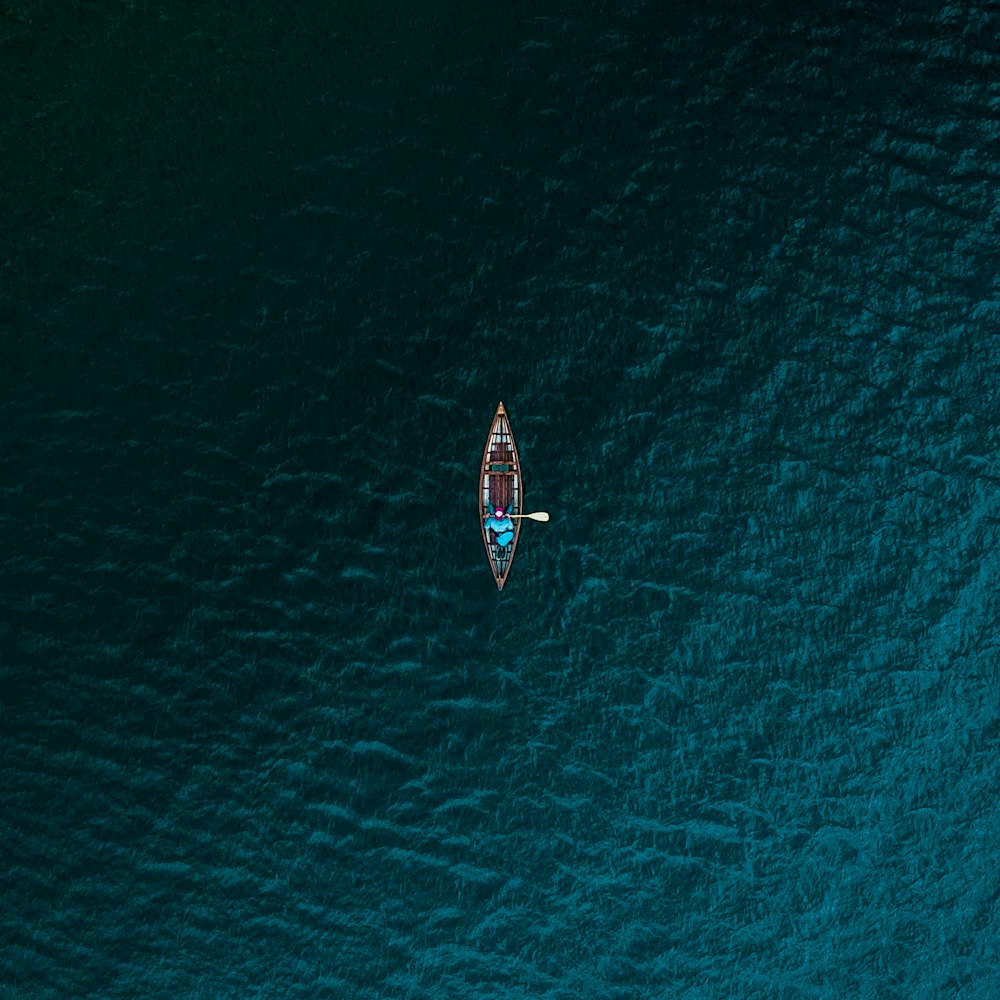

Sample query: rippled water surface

[5,1,1000,996]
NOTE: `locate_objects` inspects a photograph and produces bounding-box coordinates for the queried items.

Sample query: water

[4,1,1000,996]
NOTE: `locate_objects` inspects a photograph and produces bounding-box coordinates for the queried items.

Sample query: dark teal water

[5,1,1000,996]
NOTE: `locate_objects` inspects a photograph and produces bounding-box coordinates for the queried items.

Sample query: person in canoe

[484,505,515,547]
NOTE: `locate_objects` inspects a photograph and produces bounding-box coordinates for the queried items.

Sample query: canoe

[480,401,522,590]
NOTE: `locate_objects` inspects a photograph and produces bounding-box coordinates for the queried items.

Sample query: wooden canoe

[480,401,522,590]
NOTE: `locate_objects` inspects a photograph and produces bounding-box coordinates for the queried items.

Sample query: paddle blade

[525,512,550,522]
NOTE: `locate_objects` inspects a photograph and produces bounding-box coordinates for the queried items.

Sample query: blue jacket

[484,512,515,546]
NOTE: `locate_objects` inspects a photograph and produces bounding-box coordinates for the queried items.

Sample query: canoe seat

[489,463,511,472]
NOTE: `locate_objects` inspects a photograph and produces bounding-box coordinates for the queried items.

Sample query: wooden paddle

[507,512,550,522]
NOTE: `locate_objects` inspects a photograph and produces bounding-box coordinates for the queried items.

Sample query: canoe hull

[480,402,522,590]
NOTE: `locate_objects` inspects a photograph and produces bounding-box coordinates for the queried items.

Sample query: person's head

[494,506,504,517]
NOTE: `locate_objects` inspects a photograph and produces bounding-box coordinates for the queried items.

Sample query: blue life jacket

[485,513,515,547]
